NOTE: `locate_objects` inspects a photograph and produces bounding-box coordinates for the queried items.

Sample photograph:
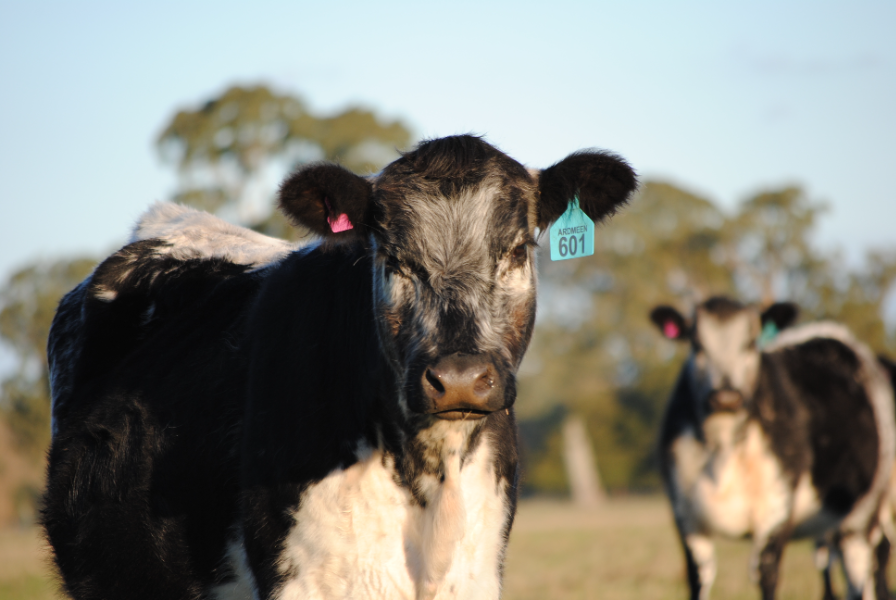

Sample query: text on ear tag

[549,195,594,261]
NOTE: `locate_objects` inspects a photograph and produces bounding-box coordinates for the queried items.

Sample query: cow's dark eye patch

[509,239,537,266]
[383,254,428,283]
[384,255,404,275]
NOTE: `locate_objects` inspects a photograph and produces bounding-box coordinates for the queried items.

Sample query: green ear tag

[757,321,779,348]
[549,195,594,261]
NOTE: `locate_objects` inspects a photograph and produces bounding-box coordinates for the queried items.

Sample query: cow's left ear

[760,302,799,331]
[650,305,690,341]
[278,163,373,241]
[535,150,638,229]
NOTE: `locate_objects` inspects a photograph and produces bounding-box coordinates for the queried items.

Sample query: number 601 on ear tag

[549,196,595,261]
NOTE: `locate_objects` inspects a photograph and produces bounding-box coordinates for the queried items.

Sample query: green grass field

[2,496,888,599]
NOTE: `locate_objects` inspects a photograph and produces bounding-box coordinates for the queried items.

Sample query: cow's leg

[840,532,875,600]
[752,531,789,600]
[874,534,890,600]
[680,532,716,600]
[815,539,839,600]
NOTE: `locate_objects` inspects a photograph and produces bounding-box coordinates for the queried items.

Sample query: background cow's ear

[536,150,638,229]
[649,305,689,341]
[761,302,799,331]
[278,163,373,240]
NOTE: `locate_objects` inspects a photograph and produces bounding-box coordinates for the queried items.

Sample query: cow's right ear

[650,305,689,341]
[535,150,638,229]
[760,302,799,332]
[278,163,373,241]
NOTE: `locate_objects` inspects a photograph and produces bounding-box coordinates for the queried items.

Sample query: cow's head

[650,297,799,415]
[279,135,636,422]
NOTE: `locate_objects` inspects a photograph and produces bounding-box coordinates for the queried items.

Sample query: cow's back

[43,238,265,600]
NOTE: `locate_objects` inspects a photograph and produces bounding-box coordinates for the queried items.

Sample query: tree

[722,186,829,306]
[157,84,412,236]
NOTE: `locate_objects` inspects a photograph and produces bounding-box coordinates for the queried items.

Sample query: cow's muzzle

[420,353,505,420]
[707,388,744,412]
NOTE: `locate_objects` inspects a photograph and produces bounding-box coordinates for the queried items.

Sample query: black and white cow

[650,297,896,600]
[42,135,637,600]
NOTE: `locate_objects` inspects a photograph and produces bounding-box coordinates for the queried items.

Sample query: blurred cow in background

[650,297,895,600]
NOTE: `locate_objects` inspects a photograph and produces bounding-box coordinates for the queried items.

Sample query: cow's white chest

[270,435,508,600]
[670,416,820,539]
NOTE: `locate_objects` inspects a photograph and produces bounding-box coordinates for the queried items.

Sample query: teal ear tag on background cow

[757,321,779,348]
[549,195,595,261]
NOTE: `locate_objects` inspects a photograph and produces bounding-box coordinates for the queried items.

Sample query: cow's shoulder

[130,202,302,267]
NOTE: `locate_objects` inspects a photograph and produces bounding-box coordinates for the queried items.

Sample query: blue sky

[0,0,894,283]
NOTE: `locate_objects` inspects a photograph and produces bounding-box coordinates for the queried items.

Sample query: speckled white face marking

[372,178,535,361]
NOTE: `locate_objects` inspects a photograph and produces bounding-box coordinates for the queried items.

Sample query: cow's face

[279,135,637,422]
[651,297,798,417]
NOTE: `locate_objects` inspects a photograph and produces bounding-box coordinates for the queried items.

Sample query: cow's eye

[510,243,528,264]
[385,255,404,274]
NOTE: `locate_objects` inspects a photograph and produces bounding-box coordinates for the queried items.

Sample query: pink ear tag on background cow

[663,321,680,339]
[324,199,354,233]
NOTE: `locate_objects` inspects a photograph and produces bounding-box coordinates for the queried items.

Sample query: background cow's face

[651,297,798,416]
[280,135,637,422]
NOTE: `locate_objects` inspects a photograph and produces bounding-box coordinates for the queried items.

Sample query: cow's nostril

[424,369,445,397]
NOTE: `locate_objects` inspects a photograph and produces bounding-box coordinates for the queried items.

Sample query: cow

[41,135,637,600]
[650,297,896,600]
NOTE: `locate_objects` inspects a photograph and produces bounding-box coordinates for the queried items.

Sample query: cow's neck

[701,411,750,457]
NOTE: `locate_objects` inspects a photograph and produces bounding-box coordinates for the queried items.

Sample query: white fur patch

[210,535,256,600]
[225,431,511,600]
[131,202,309,269]
[670,418,795,540]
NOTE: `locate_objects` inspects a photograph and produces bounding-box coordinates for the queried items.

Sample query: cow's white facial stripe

[692,311,760,401]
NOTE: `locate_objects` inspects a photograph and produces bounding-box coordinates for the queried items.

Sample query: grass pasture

[1,496,889,599]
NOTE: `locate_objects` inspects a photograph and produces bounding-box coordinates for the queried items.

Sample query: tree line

[0,84,893,522]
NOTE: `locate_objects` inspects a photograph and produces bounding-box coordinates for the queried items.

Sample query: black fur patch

[43,240,261,600]
[700,296,747,321]
[761,302,799,330]
[771,339,878,514]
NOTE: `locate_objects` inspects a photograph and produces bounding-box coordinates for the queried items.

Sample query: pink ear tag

[324,198,354,233]
[663,321,680,339]
[328,213,353,233]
